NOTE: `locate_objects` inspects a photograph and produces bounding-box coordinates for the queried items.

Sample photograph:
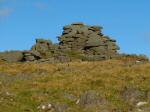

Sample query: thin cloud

[140,32,150,43]
[0,8,13,18]
[0,0,16,2]
[0,0,12,3]
[34,2,48,9]
[0,0,4,2]
[144,32,150,38]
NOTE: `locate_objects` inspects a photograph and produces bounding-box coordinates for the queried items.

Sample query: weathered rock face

[31,38,54,58]
[58,22,120,60]
[31,39,52,51]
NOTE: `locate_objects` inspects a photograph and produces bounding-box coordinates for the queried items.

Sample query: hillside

[0,59,149,112]
[0,23,149,112]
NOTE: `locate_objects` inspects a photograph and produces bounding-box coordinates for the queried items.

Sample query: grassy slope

[0,59,149,112]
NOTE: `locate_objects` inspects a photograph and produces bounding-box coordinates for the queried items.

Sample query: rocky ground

[0,58,149,112]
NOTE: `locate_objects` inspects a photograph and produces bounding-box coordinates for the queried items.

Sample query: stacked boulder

[22,51,41,61]
[22,38,56,62]
[31,39,53,57]
[58,22,120,60]
[0,39,56,62]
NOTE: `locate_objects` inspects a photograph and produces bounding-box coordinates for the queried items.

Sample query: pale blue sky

[0,0,150,57]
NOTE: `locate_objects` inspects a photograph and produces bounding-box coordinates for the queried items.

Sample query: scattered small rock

[37,102,68,112]
[37,103,53,111]
[136,102,148,107]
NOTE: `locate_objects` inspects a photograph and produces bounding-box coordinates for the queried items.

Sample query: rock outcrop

[0,22,148,63]
[58,22,120,60]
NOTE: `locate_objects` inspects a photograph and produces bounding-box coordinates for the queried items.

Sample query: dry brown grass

[0,59,149,112]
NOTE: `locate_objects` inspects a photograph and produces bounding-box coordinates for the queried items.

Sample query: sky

[0,0,150,57]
